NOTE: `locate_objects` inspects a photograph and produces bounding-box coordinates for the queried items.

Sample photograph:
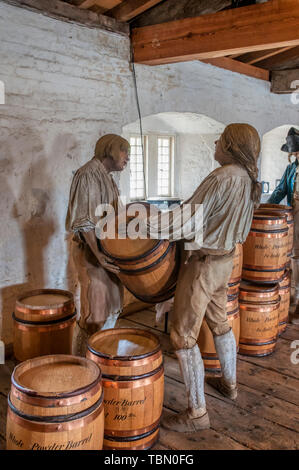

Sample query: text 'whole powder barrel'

[6,355,104,450]
[239,282,280,357]
[242,212,288,283]
[86,328,164,450]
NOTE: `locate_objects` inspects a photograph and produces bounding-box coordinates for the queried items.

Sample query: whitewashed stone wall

[0,2,298,343]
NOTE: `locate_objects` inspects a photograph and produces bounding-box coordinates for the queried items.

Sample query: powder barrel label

[6,411,104,450]
[103,377,164,431]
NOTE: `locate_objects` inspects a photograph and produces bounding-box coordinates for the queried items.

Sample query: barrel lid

[88,328,161,361]
[16,289,73,310]
[12,355,101,398]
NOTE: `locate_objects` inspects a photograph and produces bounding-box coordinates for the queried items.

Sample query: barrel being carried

[99,203,179,303]
[242,211,288,283]
[6,355,104,450]
[13,289,76,362]
[86,328,164,450]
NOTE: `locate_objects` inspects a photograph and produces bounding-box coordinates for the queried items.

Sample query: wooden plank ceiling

[16,0,299,90]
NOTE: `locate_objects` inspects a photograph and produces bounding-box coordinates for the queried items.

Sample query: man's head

[214,123,261,167]
[281,128,299,161]
[214,123,261,208]
[94,134,130,172]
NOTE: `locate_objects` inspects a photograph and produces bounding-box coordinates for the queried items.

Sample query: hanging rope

[130,40,147,200]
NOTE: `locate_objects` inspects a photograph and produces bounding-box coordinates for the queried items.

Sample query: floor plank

[158,412,247,450]
[0,394,7,447]
[280,325,299,342]
[238,338,299,380]
[164,376,299,450]
[163,355,299,432]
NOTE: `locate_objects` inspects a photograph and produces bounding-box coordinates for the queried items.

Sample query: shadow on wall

[0,128,83,344]
[0,130,56,343]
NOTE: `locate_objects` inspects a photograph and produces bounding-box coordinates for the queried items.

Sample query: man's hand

[97,252,120,274]
[81,230,120,274]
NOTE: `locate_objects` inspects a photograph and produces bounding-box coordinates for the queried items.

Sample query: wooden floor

[0,309,298,450]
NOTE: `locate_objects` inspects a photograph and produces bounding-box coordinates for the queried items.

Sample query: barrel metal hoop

[98,238,164,263]
[11,380,102,408]
[102,363,163,382]
[7,391,103,424]
[242,265,285,273]
[118,242,173,275]
[239,337,277,346]
[104,421,160,442]
[11,366,102,400]
[12,311,77,326]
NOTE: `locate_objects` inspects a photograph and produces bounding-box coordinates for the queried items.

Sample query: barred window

[157,137,172,196]
[129,136,145,199]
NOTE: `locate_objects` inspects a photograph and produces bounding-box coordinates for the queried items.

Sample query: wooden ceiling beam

[1,0,129,35]
[201,57,270,82]
[78,0,122,10]
[132,0,299,65]
[256,46,299,70]
[106,0,164,22]
[130,0,231,28]
[233,47,294,65]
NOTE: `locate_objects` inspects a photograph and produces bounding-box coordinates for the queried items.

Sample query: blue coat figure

[271,127,299,322]
[268,160,298,206]
[268,128,299,207]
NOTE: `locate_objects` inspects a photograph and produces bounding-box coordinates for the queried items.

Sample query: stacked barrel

[197,244,242,372]
[240,204,293,357]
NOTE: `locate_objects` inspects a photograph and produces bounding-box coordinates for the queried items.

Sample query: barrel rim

[7,391,103,424]
[259,203,293,212]
[102,363,164,382]
[104,421,160,442]
[15,289,74,311]
[87,327,161,361]
[239,281,279,293]
[12,311,76,326]
[11,354,102,399]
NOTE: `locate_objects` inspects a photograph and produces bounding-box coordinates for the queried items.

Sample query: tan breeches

[170,249,235,351]
[72,241,123,335]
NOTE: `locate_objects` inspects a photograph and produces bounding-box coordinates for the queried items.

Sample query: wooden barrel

[278,270,291,335]
[86,328,164,450]
[229,243,243,284]
[13,289,76,362]
[197,293,240,373]
[242,212,288,283]
[99,203,179,303]
[6,355,104,450]
[259,204,294,259]
[239,282,280,357]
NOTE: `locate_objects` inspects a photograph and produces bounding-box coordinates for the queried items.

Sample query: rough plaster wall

[0,2,298,343]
